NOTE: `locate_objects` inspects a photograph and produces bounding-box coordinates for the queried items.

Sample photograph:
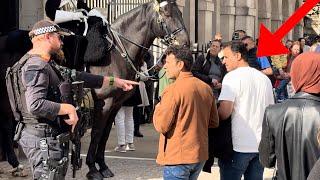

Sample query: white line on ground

[79,153,156,161]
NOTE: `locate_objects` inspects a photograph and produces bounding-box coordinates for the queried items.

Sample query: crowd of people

[0,2,320,179]
[151,30,320,180]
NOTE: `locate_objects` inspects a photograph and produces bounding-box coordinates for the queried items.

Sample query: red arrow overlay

[257,0,320,57]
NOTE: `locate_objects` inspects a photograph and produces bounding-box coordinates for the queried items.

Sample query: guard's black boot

[134,131,144,137]
[99,167,114,178]
[86,168,103,180]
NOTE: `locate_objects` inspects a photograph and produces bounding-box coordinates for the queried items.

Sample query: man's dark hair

[222,41,249,62]
[211,39,222,47]
[241,35,254,42]
[286,39,293,43]
[235,29,246,34]
[165,46,193,71]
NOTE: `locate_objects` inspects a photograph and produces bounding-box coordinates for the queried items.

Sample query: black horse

[3,0,189,179]
[83,0,189,179]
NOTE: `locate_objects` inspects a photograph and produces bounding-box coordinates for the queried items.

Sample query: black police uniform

[19,54,104,180]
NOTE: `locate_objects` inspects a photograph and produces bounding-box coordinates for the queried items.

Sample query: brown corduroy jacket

[153,72,219,165]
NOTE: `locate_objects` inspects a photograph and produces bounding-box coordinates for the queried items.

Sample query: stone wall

[180,0,304,45]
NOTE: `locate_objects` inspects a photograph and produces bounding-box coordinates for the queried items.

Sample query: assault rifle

[56,64,91,178]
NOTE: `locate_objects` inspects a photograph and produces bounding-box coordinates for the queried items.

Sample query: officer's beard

[51,49,66,65]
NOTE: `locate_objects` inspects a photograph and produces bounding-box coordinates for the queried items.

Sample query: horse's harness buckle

[121,53,127,58]
[164,34,176,45]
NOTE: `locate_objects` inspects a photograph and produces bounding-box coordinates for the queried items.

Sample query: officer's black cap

[29,19,74,39]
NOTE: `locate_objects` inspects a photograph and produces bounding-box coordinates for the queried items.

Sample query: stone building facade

[178,0,305,45]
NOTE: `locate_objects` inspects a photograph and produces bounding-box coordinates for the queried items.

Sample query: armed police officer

[10,19,137,180]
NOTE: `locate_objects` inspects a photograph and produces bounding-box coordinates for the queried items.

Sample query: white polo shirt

[219,66,274,153]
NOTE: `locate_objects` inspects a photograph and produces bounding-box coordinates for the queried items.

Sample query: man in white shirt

[217,41,274,180]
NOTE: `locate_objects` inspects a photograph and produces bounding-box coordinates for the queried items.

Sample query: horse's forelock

[156,0,176,4]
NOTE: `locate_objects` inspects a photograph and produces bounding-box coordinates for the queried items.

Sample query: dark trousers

[218,151,264,180]
[133,106,142,133]
[19,128,69,179]
[0,112,19,168]
[276,79,289,101]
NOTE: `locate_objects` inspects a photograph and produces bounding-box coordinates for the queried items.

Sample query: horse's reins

[84,1,185,80]
[83,5,162,80]
[108,31,165,53]
[107,1,185,80]
[107,28,166,81]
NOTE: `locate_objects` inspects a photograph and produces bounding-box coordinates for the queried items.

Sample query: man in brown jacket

[153,46,219,180]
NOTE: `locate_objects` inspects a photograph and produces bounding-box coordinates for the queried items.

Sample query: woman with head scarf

[259,52,320,180]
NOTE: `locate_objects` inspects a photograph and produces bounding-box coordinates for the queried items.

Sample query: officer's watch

[109,76,115,86]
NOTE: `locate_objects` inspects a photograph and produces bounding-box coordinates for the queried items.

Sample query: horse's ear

[156,0,176,4]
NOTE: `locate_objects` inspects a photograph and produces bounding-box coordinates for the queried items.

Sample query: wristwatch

[109,76,115,86]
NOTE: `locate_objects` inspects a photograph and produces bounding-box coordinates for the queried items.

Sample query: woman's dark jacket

[259,92,320,180]
[308,158,320,180]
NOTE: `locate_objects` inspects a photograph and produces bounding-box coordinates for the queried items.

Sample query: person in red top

[275,41,301,101]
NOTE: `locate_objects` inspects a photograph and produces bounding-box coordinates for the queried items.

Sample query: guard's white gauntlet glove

[54,10,86,23]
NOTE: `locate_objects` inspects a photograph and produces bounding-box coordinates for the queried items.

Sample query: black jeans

[0,112,19,168]
[133,106,142,133]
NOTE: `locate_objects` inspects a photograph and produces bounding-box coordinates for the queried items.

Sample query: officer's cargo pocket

[18,130,39,160]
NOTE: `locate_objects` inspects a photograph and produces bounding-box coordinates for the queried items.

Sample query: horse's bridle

[154,1,186,46]
[96,0,187,80]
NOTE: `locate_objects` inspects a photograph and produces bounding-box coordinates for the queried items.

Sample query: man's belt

[24,123,60,137]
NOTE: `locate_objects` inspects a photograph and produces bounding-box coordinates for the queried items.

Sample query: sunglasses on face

[50,33,64,41]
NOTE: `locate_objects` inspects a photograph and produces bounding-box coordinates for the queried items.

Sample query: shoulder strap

[49,61,70,82]
[18,54,32,64]
[5,54,33,121]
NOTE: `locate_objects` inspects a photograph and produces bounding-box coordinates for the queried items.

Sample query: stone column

[293,0,304,39]
[176,0,186,13]
[234,1,257,38]
[198,0,215,45]
[212,0,221,36]
[220,0,235,41]
[181,0,196,45]
[258,0,271,35]
[283,0,295,40]
[271,18,283,33]
[271,0,282,32]
[293,21,304,39]
[19,0,45,30]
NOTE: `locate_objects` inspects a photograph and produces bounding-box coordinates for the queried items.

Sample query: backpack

[5,54,34,121]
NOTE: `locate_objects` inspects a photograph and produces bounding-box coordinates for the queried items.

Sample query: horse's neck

[111,4,157,57]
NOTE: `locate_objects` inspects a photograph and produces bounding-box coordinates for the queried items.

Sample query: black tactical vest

[6,54,38,123]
